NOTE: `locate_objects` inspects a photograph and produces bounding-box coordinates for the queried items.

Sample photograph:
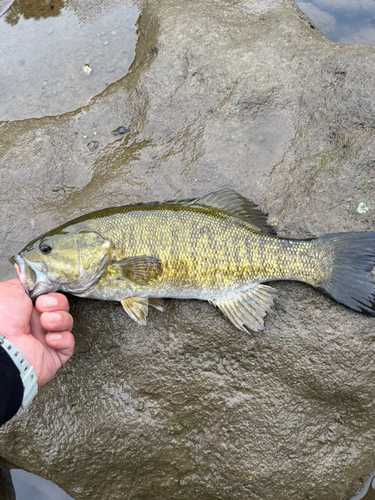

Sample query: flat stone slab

[0,0,375,499]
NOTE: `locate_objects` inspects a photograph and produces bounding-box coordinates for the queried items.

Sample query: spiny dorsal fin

[195,190,276,235]
[210,284,277,332]
[111,256,163,285]
[167,189,276,235]
[121,297,149,325]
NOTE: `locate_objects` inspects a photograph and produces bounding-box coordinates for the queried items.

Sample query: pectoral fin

[210,284,277,332]
[111,255,163,285]
[121,297,149,325]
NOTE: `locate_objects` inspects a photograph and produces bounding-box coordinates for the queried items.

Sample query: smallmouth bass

[10,190,375,332]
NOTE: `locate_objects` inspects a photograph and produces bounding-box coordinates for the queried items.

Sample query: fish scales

[10,189,375,332]
[71,205,328,297]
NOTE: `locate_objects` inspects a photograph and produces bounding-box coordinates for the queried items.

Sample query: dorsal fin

[172,189,276,235]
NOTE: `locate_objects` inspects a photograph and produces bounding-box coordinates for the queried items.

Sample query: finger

[0,280,33,338]
[35,293,70,314]
[45,331,75,364]
[40,311,74,333]
[4,278,28,290]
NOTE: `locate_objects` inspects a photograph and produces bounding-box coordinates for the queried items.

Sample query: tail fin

[317,232,375,316]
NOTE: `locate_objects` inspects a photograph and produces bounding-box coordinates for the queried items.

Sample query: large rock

[1,0,375,498]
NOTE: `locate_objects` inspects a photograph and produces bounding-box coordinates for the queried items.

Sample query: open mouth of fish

[9,255,49,299]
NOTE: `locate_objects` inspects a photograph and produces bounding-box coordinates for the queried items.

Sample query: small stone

[88,141,99,151]
[118,127,129,134]
[357,202,369,214]
[82,64,92,76]
[112,126,130,136]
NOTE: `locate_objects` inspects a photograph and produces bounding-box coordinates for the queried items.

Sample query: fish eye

[40,242,52,254]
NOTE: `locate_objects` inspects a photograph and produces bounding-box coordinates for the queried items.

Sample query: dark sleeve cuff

[0,345,24,427]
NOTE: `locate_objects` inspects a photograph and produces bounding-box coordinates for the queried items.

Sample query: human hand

[0,279,74,387]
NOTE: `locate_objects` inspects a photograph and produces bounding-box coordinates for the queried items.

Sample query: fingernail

[47,312,61,323]
[49,333,62,341]
[42,296,58,308]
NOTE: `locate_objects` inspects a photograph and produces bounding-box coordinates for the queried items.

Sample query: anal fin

[210,284,277,332]
[121,297,149,325]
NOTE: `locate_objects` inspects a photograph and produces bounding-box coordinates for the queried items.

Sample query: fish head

[10,231,114,299]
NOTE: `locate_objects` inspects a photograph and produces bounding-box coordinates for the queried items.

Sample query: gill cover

[64,231,114,293]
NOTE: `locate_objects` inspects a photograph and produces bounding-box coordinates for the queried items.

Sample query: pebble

[357,202,370,214]
[88,141,99,151]
[112,126,130,136]
[118,127,129,134]
[82,64,92,76]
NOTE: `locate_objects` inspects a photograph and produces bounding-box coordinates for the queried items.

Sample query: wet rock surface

[0,0,375,499]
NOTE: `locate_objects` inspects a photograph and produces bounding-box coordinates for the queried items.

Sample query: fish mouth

[10,255,53,299]
[10,255,36,287]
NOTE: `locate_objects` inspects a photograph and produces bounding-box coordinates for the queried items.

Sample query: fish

[9,189,375,332]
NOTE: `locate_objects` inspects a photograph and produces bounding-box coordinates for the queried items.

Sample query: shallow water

[9,464,375,500]
[294,0,375,45]
[11,469,74,500]
[350,472,375,499]
[0,0,139,121]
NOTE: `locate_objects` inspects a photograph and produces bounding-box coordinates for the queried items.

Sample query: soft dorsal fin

[169,189,276,235]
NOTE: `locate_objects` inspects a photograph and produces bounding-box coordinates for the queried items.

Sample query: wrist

[0,334,38,408]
